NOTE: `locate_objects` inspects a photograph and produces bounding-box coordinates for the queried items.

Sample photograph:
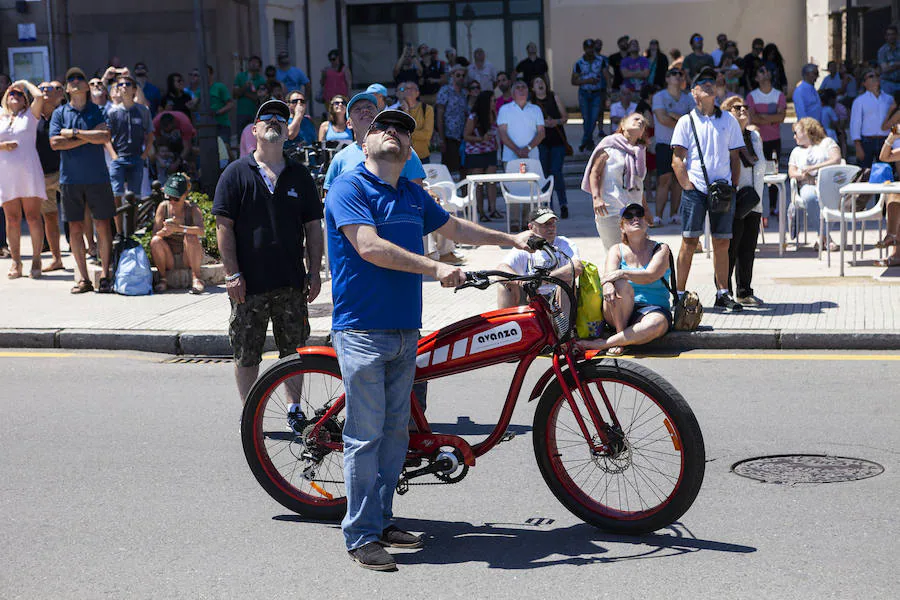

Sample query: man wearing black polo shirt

[213,99,324,402]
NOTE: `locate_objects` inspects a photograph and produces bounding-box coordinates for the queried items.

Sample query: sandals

[479,212,491,222]
[0,246,10,258]
[488,210,504,219]
[29,268,41,280]
[97,277,113,294]
[875,234,898,249]
[606,346,626,356]
[70,279,93,294]
[876,255,900,267]
[190,278,205,294]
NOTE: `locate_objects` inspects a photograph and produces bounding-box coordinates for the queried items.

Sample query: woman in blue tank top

[578,202,672,356]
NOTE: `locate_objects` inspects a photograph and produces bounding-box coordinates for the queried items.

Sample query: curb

[2,328,900,354]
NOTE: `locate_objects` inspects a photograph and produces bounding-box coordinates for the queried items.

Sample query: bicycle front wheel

[533,358,705,534]
[241,354,347,520]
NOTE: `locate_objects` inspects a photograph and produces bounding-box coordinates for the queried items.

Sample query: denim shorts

[680,187,734,239]
[109,156,145,196]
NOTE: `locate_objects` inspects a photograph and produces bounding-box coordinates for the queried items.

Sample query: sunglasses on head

[257,113,287,123]
[67,74,85,82]
[289,98,306,105]
[622,208,645,220]
[369,121,412,137]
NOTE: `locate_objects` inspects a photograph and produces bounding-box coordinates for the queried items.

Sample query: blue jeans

[578,88,605,148]
[109,156,145,196]
[539,144,568,208]
[332,328,419,551]
[860,136,886,170]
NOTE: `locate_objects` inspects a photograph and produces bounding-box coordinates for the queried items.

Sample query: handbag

[657,245,703,331]
[735,186,760,220]
[688,111,734,214]
[869,161,893,184]
[575,261,604,339]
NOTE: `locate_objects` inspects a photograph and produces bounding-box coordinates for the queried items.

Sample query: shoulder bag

[655,243,703,331]
[688,111,734,214]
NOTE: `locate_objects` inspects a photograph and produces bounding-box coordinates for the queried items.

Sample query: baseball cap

[365,83,388,97]
[619,203,645,218]
[691,66,717,88]
[163,173,190,198]
[255,99,290,121]
[65,67,86,81]
[368,109,417,136]
[528,207,558,224]
[345,92,378,119]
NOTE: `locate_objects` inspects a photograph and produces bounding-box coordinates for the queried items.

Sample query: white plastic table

[463,172,540,232]
[837,181,900,276]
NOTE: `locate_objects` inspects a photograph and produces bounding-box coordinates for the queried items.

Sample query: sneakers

[714,291,743,312]
[651,216,662,227]
[380,525,424,549]
[287,403,306,434]
[560,205,569,219]
[348,542,397,571]
[736,294,763,307]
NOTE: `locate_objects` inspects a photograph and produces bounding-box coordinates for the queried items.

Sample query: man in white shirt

[497,79,545,162]
[710,33,728,67]
[496,208,582,308]
[653,68,695,225]
[467,48,497,91]
[850,69,894,168]
[609,84,638,129]
[671,67,745,311]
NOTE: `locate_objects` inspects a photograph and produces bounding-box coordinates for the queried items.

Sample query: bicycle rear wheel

[533,358,705,534]
[241,354,347,520]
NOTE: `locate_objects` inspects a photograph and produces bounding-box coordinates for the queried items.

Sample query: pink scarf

[580,133,646,193]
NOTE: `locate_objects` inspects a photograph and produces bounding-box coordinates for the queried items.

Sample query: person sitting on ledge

[149,172,205,294]
[577,202,671,356]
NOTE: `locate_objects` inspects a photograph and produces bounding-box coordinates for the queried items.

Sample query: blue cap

[365,83,388,97]
[345,92,378,120]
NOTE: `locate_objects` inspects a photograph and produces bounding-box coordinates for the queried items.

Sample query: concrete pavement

[1,188,899,354]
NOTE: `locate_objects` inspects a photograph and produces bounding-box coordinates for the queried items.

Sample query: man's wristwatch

[526,144,533,151]
[225,272,242,282]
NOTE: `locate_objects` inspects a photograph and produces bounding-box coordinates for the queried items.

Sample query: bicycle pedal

[500,430,517,443]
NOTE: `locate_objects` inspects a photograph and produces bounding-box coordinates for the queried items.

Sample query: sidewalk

[2,188,899,354]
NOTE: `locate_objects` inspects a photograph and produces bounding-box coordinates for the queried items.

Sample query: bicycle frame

[299,287,621,471]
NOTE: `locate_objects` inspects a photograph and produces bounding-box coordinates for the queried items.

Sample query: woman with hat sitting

[149,173,205,294]
[577,202,671,356]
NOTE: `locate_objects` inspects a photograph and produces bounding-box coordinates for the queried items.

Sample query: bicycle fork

[550,353,627,456]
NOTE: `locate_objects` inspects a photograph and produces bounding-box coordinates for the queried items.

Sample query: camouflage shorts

[229,287,310,367]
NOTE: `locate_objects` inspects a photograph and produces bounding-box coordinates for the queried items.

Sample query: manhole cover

[732,454,884,484]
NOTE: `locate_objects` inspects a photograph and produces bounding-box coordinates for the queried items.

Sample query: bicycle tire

[533,358,705,534]
[241,354,348,520]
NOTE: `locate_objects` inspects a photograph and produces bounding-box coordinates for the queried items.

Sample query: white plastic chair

[815,164,885,266]
[423,163,471,220]
[499,158,553,232]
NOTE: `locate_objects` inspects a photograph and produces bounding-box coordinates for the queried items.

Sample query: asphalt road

[1,349,898,599]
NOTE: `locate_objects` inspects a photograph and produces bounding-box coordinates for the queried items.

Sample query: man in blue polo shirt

[50,66,115,294]
[322,92,426,193]
[326,108,534,571]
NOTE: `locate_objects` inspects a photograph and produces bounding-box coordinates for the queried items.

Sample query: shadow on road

[273,515,756,569]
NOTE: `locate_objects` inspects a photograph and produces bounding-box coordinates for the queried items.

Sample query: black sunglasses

[369,121,412,137]
[67,75,85,83]
[116,82,134,88]
[622,208,645,220]
[7,89,25,98]
[39,85,62,92]
[289,98,306,105]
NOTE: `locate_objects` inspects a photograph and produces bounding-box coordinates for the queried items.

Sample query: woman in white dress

[581,112,649,266]
[0,80,46,279]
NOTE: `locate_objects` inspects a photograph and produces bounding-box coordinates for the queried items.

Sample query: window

[350,24,398,86]
[273,19,293,60]
[7,47,49,84]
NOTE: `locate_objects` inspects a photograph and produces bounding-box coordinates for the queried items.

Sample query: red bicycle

[241,240,705,534]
